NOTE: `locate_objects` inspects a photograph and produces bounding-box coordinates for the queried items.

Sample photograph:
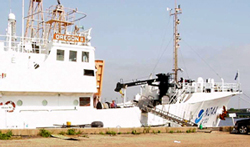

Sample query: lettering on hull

[195,106,218,124]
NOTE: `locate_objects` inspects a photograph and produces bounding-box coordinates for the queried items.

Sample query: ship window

[57,49,64,61]
[42,100,48,106]
[69,50,77,62]
[84,69,94,76]
[73,100,79,106]
[82,51,89,62]
[79,97,90,106]
[17,100,23,106]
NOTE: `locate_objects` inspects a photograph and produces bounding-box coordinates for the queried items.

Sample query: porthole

[42,100,48,106]
[73,100,79,106]
[17,100,23,106]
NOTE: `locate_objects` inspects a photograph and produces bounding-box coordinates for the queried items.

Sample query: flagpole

[22,0,24,52]
[237,69,240,109]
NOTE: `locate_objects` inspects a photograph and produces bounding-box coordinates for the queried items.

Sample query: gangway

[137,101,197,127]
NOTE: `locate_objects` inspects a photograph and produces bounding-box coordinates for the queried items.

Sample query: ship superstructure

[0,0,132,129]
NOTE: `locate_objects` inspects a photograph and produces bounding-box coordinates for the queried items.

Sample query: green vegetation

[106,130,116,136]
[59,130,81,136]
[191,128,196,133]
[76,130,82,135]
[59,131,66,135]
[99,131,105,135]
[39,129,51,137]
[169,130,174,133]
[131,130,140,135]
[186,128,196,133]
[0,130,13,140]
[143,126,151,133]
[67,129,76,135]
[118,132,122,135]
[177,130,182,133]
[158,130,161,133]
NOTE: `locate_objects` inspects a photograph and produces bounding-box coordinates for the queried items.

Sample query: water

[219,117,249,126]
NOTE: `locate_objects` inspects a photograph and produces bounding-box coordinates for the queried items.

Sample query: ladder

[140,104,197,127]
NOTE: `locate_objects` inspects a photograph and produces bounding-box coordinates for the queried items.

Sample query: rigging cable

[151,37,173,75]
[239,96,250,105]
[179,47,189,78]
[243,93,250,101]
[151,17,172,75]
[181,39,222,79]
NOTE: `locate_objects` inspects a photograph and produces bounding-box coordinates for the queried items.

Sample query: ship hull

[0,92,233,129]
[143,95,232,127]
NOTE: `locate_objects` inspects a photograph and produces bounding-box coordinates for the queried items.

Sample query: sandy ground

[0,131,249,147]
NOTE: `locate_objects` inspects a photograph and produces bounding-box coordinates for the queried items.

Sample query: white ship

[0,0,142,129]
[114,2,241,127]
[0,0,241,129]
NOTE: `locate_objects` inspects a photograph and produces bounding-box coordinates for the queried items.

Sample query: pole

[237,69,240,109]
[170,0,181,82]
[22,0,24,52]
[123,88,127,107]
[174,4,178,82]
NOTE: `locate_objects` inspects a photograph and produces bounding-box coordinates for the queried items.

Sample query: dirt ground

[0,131,249,147]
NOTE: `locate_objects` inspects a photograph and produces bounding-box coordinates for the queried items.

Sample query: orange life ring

[219,106,227,120]
[5,101,16,113]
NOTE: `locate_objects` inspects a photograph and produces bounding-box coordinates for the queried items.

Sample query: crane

[114,73,175,106]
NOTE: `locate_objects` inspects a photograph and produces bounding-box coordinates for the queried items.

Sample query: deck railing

[182,81,240,93]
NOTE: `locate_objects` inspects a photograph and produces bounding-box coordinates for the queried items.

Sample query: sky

[0,0,250,109]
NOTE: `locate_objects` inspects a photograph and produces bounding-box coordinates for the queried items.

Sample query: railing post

[221,78,224,92]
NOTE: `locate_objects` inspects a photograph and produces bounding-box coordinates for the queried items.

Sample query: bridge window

[57,49,64,61]
[84,69,94,76]
[79,97,90,106]
[69,50,77,62]
[82,51,89,62]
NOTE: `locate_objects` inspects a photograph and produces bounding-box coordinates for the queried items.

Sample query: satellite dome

[8,13,16,20]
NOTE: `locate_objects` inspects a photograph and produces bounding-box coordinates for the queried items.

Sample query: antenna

[169,0,182,82]
[9,0,12,13]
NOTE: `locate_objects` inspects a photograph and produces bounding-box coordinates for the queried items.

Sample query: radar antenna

[57,0,61,5]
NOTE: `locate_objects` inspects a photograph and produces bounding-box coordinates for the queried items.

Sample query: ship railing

[214,82,240,92]
[46,5,87,23]
[151,107,197,126]
[182,82,240,93]
[18,106,78,112]
[0,34,48,54]
[181,83,196,93]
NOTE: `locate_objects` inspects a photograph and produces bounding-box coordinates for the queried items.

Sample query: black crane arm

[114,78,157,92]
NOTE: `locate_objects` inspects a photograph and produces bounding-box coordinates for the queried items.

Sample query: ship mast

[25,0,45,40]
[169,0,182,82]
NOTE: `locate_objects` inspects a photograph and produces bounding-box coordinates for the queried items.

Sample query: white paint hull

[0,92,234,129]
[145,95,231,127]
